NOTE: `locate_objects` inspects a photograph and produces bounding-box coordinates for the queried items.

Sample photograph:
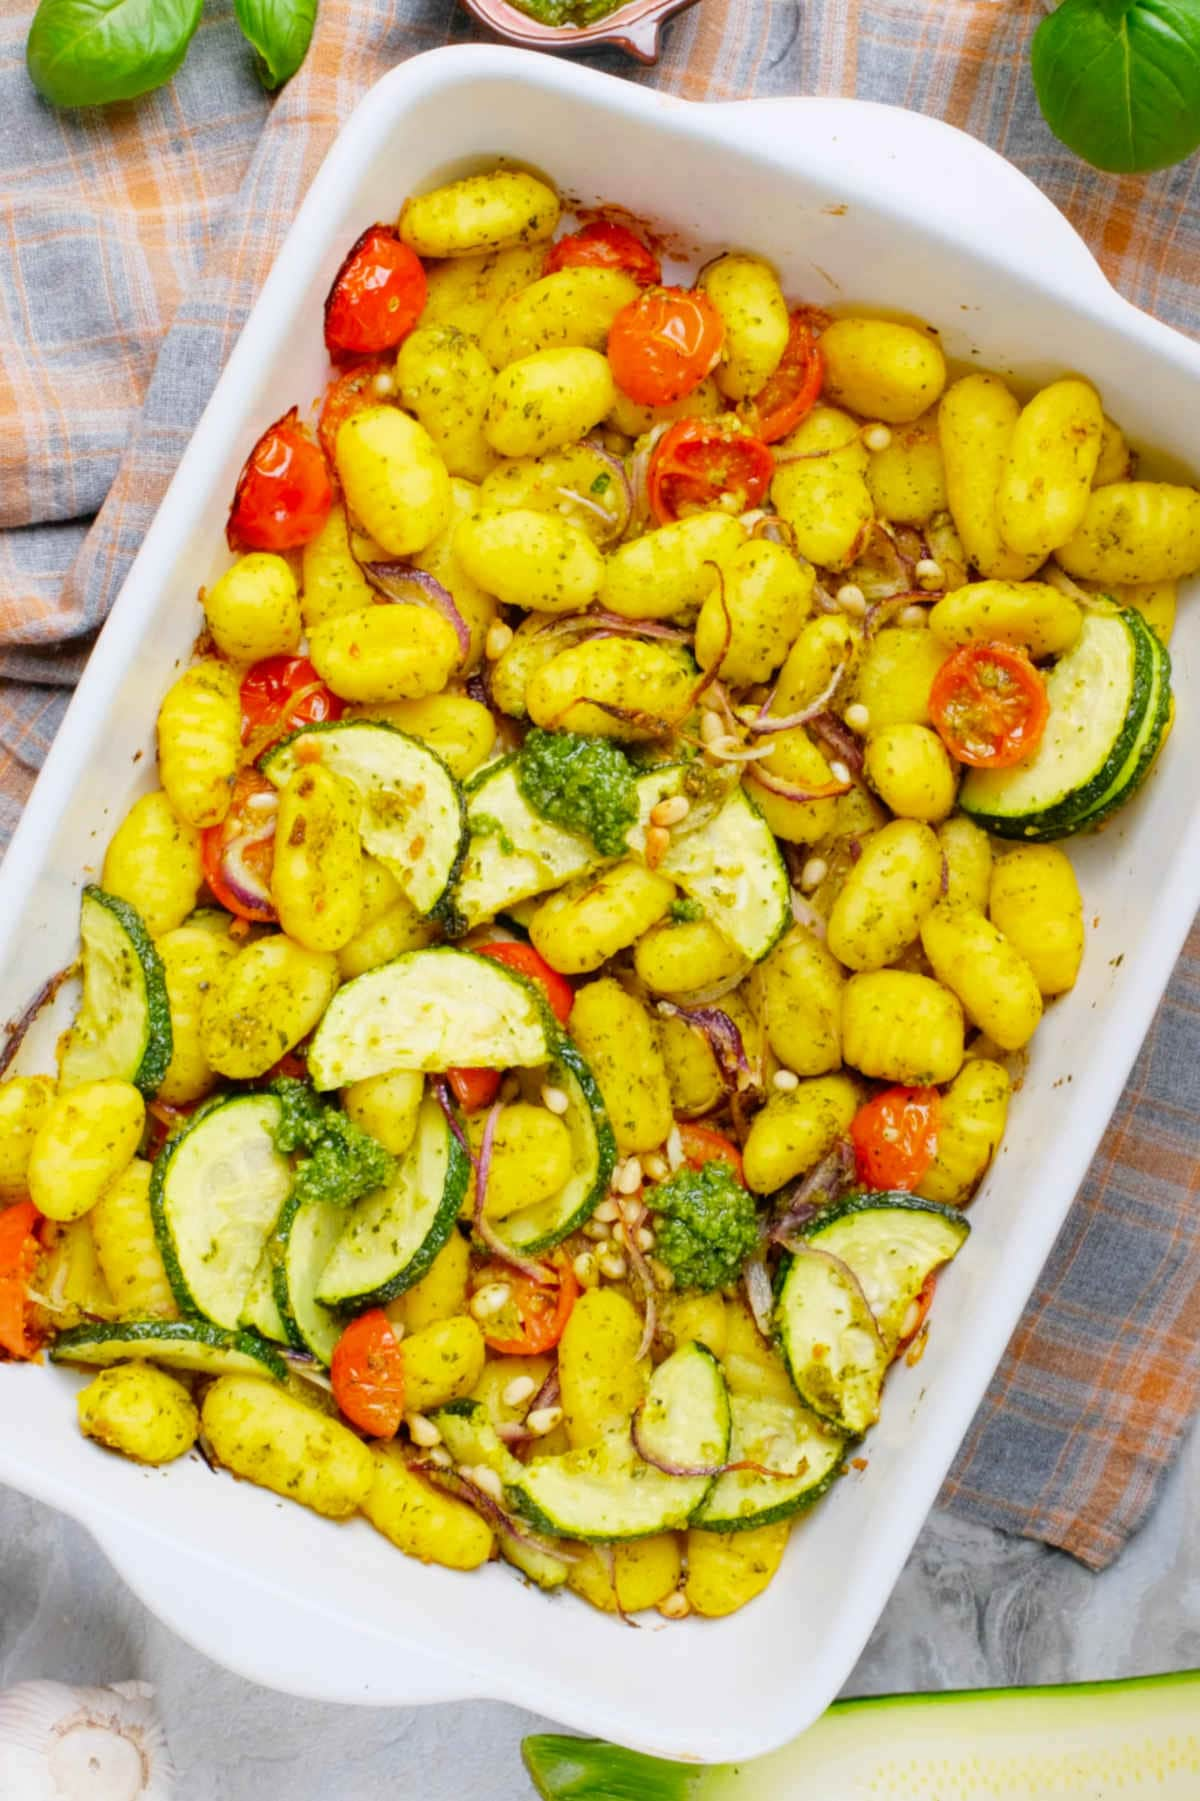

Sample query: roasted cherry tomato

[227,409,333,552]
[240,655,344,744]
[607,286,724,407]
[850,1086,941,1191]
[544,220,661,287]
[738,311,825,443]
[930,643,1050,769]
[201,768,279,924]
[0,1201,42,1362]
[896,1269,938,1356]
[331,1308,407,1438]
[473,1254,579,1357]
[324,224,427,360]
[677,1121,744,1184]
[318,358,390,466]
[446,943,573,1112]
[648,417,774,525]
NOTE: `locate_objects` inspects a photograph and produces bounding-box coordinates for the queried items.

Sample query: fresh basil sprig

[1032,0,1200,174]
[233,0,318,91]
[26,0,203,107]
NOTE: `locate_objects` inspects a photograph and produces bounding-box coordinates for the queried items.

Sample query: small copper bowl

[458,0,700,65]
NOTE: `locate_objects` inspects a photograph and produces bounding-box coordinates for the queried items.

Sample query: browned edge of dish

[457,0,701,65]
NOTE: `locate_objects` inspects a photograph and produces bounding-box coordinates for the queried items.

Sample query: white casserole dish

[2,45,1198,1764]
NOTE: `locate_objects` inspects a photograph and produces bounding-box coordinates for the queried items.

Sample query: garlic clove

[0,1680,174,1800]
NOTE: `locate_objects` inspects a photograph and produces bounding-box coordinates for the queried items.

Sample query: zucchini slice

[433,1400,570,1590]
[453,757,601,933]
[316,1094,470,1311]
[59,887,172,1096]
[306,948,552,1091]
[509,1343,731,1542]
[150,1094,294,1331]
[262,720,468,919]
[634,781,790,963]
[774,1246,890,1437]
[960,609,1161,840]
[50,1318,287,1382]
[1072,622,1172,834]
[242,1193,346,1363]
[802,1191,969,1354]
[486,1036,616,1258]
[692,1392,845,1532]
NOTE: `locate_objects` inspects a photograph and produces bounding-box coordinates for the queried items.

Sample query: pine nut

[583,1220,611,1242]
[829,760,852,786]
[773,1068,800,1093]
[800,856,827,891]
[372,371,396,397]
[527,1406,564,1437]
[709,734,743,759]
[470,1283,511,1319]
[485,621,514,660]
[595,1197,621,1223]
[610,1221,627,1248]
[541,1084,569,1115]
[899,604,928,628]
[503,1376,538,1409]
[573,1250,599,1285]
[426,1447,452,1469]
[836,583,867,616]
[700,709,725,746]
[861,423,892,452]
[636,1226,656,1252]
[650,795,690,828]
[599,1250,628,1280]
[915,558,944,589]
[844,702,871,734]
[470,1465,504,1502]
[666,1124,684,1171]
[643,1152,669,1182]
[658,1592,691,1620]
[407,1413,442,1448]
[620,1196,644,1226]
[617,1157,643,1195]
[645,825,670,868]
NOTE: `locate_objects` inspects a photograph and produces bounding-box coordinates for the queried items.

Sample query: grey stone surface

[2,1417,1196,1797]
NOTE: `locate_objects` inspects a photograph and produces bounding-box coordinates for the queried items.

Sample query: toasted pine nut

[648,1257,676,1290]
[426,1446,452,1469]
[620,1196,644,1226]
[658,1592,691,1620]
[772,1068,800,1093]
[407,1413,442,1448]
[527,1406,564,1437]
[595,1197,621,1223]
[643,1152,669,1182]
[700,709,725,746]
[650,795,690,828]
[636,1226,656,1252]
[485,621,514,660]
[861,423,892,452]
[372,371,396,397]
[800,857,827,891]
[470,1283,511,1319]
[541,1084,569,1115]
[666,1124,684,1171]
[470,1465,504,1502]
[915,558,944,589]
[573,1250,599,1285]
[503,1376,538,1409]
[899,604,928,628]
[844,702,870,734]
[644,825,670,868]
[599,1250,628,1281]
[836,583,867,616]
[583,1220,611,1242]
[616,1157,643,1195]
[829,760,852,785]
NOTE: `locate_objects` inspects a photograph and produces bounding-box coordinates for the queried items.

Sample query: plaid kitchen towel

[1,0,1198,1569]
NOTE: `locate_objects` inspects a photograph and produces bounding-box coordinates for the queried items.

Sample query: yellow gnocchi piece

[526,636,696,740]
[633,916,746,1000]
[349,694,495,781]
[864,722,957,822]
[746,728,843,847]
[988,845,1084,996]
[694,538,814,685]
[929,580,1082,660]
[1111,580,1175,645]
[1055,481,1200,583]
[916,1059,1010,1206]
[402,1316,486,1413]
[826,818,943,971]
[997,378,1104,560]
[1093,415,1133,487]
[400,170,560,259]
[568,1536,683,1615]
[203,1376,374,1518]
[395,1227,471,1334]
[685,1520,791,1618]
[201,934,339,1080]
[842,969,964,1085]
[270,764,363,953]
[530,861,676,975]
[938,375,1043,582]
[156,659,242,829]
[202,554,301,663]
[412,476,498,672]
[920,902,1043,1051]
[771,406,874,570]
[752,926,844,1077]
[742,1073,860,1194]
[78,1363,198,1466]
[851,626,947,730]
[90,1157,177,1318]
[607,375,722,438]
[484,347,615,459]
[419,244,546,338]
[28,1079,145,1224]
[603,513,746,624]
[309,602,460,704]
[455,508,603,614]
[156,921,237,1105]
[336,406,451,557]
[363,1445,494,1570]
[699,255,789,401]
[300,502,376,630]
[820,318,947,424]
[101,791,203,939]
[0,1075,55,1199]
[865,412,947,524]
[559,1287,650,1449]
[481,267,639,367]
[343,1067,424,1158]
[394,326,499,484]
[938,814,992,913]
[477,1102,573,1219]
[569,978,674,1154]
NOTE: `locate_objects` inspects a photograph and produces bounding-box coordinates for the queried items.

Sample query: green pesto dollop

[645,1161,760,1293]
[669,896,705,924]
[271,1078,393,1209]
[517,728,638,859]
[507,0,622,24]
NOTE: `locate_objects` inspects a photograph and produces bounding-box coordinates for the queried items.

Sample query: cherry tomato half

[738,311,825,444]
[607,286,724,407]
[201,768,278,924]
[324,224,427,360]
[930,643,1050,769]
[446,943,574,1112]
[227,409,333,553]
[544,220,661,287]
[240,655,344,744]
[318,359,390,466]
[0,1201,42,1361]
[677,1121,744,1184]
[473,1254,579,1357]
[331,1308,407,1438]
[850,1086,941,1191]
[648,418,774,525]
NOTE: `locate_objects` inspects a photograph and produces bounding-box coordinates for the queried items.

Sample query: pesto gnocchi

[9,159,1193,1633]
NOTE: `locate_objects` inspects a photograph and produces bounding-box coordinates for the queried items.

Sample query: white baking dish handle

[89,1518,482,1707]
[708,94,1105,292]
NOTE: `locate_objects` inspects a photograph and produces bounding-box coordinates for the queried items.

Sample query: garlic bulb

[0,1681,174,1800]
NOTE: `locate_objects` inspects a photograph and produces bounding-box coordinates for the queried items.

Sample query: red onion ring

[218,818,278,916]
[362,562,471,662]
[808,712,865,777]
[0,964,71,1081]
[471,1098,551,1282]
[747,765,852,803]
[768,1140,855,1248]
[789,891,828,939]
[630,1401,800,1482]
[738,659,849,735]
[743,1255,775,1339]
[654,1002,749,1091]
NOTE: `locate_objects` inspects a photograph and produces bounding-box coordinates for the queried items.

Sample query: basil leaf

[234,0,317,90]
[26,0,202,107]
[1032,0,1200,174]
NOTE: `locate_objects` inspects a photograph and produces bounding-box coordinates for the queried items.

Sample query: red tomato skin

[850,1086,941,1191]
[677,1122,745,1184]
[331,1309,407,1438]
[200,768,279,925]
[930,643,1050,769]
[318,359,389,466]
[475,941,574,1025]
[240,655,344,743]
[324,225,427,360]
[648,418,775,526]
[739,313,825,444]
[227,409,333,553]
[476,1255,579,1356]
[448,1068,503,1113]
[607,287,725,407]
[545,221,661,287]
[0,1201,42,1361]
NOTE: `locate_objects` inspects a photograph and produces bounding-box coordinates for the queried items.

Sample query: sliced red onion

[281,1350,334,1392]
[560,697,678,739]
[362,563,471,662]
[466,670,491,707]
[535,610,690,645]
[790,891,828,939]
[847,836,863,864]
[769,1140,855,1247]
[528,1363,561,1417]
[623,1225,658,1362]
[655,1002,749,1091]
[738,659,849,735]
[631,1401,799,1483]
[218,819,278,917]
[471,1098,552,1282]
[940,851,950,897]
[808,712,865,777]
[748,764,851,803]
[750,515,797,551]
[579,440,635,540]
[863,590,930,637]
[744,1255,775,1338]
[0,964,70,1081]
[432,1078,471,1155]
[628,422,670,532]
[596,1542,639,1630]
[812,582,842,616]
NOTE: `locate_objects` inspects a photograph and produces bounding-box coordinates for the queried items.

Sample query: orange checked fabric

[1,0,1198,1566]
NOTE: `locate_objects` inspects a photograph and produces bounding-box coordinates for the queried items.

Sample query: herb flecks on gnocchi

[5,161,1191,1629]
